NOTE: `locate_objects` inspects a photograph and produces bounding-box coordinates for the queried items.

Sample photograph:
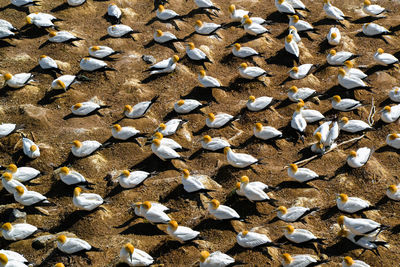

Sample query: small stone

[32,235,54,249]
[142,55,156,64]
[9,209,26,222]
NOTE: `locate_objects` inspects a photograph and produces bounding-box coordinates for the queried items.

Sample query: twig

[368,97,375,127]
[283,135,365,168]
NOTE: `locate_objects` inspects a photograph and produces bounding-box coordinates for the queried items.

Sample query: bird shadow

[266,48,295,67]
[0,4,31,14]
[390,224,400,235]
[145,17,181,31]
[45,180,75,198]
[321,85,356,100]
[183,8,218,20]
[318,39,335,54]
[355,32,389,44]
[236,136,281,151]
[193,218,237,232]
[229,76,267,89]
[19,26,49,39]
[266,11,289,23]
[119,222,166,236]
[312,18,345,28]
[144,39,178,53]
[275,180,317,190]
[130,154,181,172]
[51,2,73,12]
[37,89,68,105]
[351,16,383,24]
[0,191,14,205]
[365,64,394,75]
[229,199,265,217]
[378,98,392,107]
[140,72,171,84]
[49,209,99,233]
[375,145,400,154]
[323,238,361,256]
[320,205,339,220]
[181,86,219,103]
[0,40,16,48]
[226,34,266,48]
[150,240,190,258]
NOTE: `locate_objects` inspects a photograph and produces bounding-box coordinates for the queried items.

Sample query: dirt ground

[1,0,400,266]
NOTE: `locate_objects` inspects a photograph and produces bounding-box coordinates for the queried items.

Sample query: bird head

[340,117,349,124]
[152,139,161,147]
[199,251,210,263]
[207,113,215,121]
[113,124,122,132]
[240,175,250,184]
[244,18,252,25]
[278,0,285,4]
[182,169,190,179]
[49,31,57,37]
[289,163,298,172]
[91,46,100,51]
[234,43,241,50]
[56,79,66,89]
[2,172,12,181]
[124,104,133,113]
[337,229,348,238]
[286,34,293,43]
[142,201,152,210]
[169,220,178,230]
[383,106,391,113]
[60,166,70,175]
[333,95,341,103]
[240,63,248,69]
[282,253,293,264]
[4,73,12,81]
[349,150,357,158]
[74,187,82,196]
[203,135,212,143]
[55,263,65,267]
[156,30,163,37]
[291,66,298,73]
[72,140,82,148]
[292,15,299,23]
[223,147,231,155]
[363,0,371,6]
[344,60,353,69]
[289,26,297,31]
[388,184,398,193]
[0,254,8,265]
[315,132,322,141]
[377,48,384,54]
[122,170,130,177]
[159,123,166,130]
[73,103,82,110]
[200,70,206,77]
[289,85,298,93]
[57,235,67,244]
[25,16,32,24]
[331,32,337,39]
[255,123,263,132]
[248,95,256,102]
[295,101,304,112]
[337,215,345,227]
[228,4,235,13]
[277,206,287,214]
[235,182,241,190]
[338,193,348,202]
[173,55,179,63]
[195,20,203,27]
[1,222,12,231]
[153,132,163,139]
[329,49,337,56]
[187,42,195,50]
[124,243,134,258]
[210,199,220,209]
[30,144,37,152]
[389,133,399,140]
[7,164,17,173]
[15,185,24,195]
[285,225,294,234]
[158,5,165,12]
[338,68,346,77]
[242,230,249,236]
[344,256,354,266]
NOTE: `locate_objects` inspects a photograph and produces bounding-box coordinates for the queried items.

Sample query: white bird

[236,230,273,248]
[80,57,113,72]
[0,28,15,39]
[71,101,102,116]
[243,19,269,36]
[299,101,324,123]
[186,42,211,63]
[228,4,249,22]
[288,26,301,43]
[327,27,341,45]
[51,75,77,90]
[198,70,222,88]
[374,48,398,65]
[13,186,49,206]
[154,30,178,43]
[239,63,269,80]
[381,105,400,123]
[389,87,400,102]
[287,0,308,10]
[281,253,322,267]
[338,68,367,89]
[119,243,154,267]
[275,0,296,15]
[0,19,17,31]
[247,95,274,111]
[206,113,234,128]
[0,123,20,138]
[48,31,80,43]
[2,173,26,194]
[89,46,120,59]
[167,220,200,242]
[232,43,262,58]
[332,95,362,111]
[386,133,400,149]
[194,0,219,10]
[336,193,371,213]
[239,176,272,202]
[323,0,346,21]
[132,201,169,217]
[289,15,315,33]
[313,121,331,144]
[199,251,235,267]
[347,147,373,168]
[107,24,136,38]
[236,179,270,197]
[0,253,28,267]
[276,206,317,222]
[327,49,358,65]
[285,34,299,58]
[111,124,140,140]
[0,250,28,264]
[291,102,307,133]
[118,170,150,189]
[26,15,55,29]
[288,86,316,102]
[339,117,372,133]
[157,119,184,136]
[27,12,58,22]
[344,61,368,80]
[208,199,239,220]
[152,132,182,150]
[5,164,40,183]
[124,96,158,119]
[241,15,268,26]
[39,55,61,73]
[181,169,217,193]
[1,222,37,241]
[58,166,91,186]
[338,215,387,236]
[107,3,122,22]
[287,164,322,182]
[67,0,86,6]
[56,235,92,254]
[22,137,39,159]
[363,0,386,16]
[201,135,230,151]
[362,23,390,36]
[71,140,101,158]
[151,139,182,161]
[3,73,34,88]
[174,99,202,114]
[338,229,387,250]
[387,184,400,201]
[289,64,314,80]
[11,0,39,7]
[342,256,370,267]
[73,187,103,211]
[284,225,323,244]
[224,147,258,168]
[254,123,282,140]
[156,5,180,20]
[195,20,222,36]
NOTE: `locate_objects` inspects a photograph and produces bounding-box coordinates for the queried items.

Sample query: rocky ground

[1,0,400,266]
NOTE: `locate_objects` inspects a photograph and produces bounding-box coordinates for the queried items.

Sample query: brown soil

[1,0,400,266]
